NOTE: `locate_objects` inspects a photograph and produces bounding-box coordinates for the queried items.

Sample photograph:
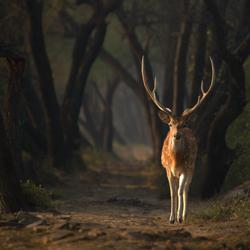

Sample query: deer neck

[168,135,186,165]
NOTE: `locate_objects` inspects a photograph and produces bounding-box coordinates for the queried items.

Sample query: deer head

[141,56,215,149]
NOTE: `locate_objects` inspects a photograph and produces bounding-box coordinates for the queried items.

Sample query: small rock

[26,220,47,228]
[16,211,40,226]
[58,214,71,220]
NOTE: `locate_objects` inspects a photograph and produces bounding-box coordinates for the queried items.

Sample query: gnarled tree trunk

[0,111,28,212]
[61,20,107,156]
[195,0,250,198]
[26,0,64,167]
[172,3,193,116]
[117,11,163,163]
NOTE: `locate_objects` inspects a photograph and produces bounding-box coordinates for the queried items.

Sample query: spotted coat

[161,128,198,178]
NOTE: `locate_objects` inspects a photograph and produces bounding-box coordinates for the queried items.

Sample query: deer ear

[158,111,171,124]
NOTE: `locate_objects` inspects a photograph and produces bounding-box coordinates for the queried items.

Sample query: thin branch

[99,49,139,95]
[91,80,106,104]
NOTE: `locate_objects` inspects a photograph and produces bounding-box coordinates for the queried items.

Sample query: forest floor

[0,158,249,250]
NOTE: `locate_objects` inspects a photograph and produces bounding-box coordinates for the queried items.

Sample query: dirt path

[0,162,249,250]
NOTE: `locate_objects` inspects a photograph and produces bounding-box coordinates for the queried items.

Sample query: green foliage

[20,180,52,209]
[224,59,250,191]
[191,196,250,222]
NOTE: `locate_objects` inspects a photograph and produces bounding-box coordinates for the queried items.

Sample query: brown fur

[161,120,198,178]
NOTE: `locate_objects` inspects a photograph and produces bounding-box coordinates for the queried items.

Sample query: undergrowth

[224,59,250,191]
[20,179,52,209]
[190,196,250,222]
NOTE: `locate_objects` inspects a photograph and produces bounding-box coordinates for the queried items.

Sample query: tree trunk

[197,60,246,198]
[162,27,178,109]
[100,48,163,165]
[0,112,28,213]
[2,57,27,180]
[61,21,107,155]
[101,107,113,152]
[81,78,119,152]
[188,2,208,107]
[26,0,64,167]
[61,11,100,154]
[62,12,99,112]
[195,0,250,198]
[172,5,193,116]
[236,0,250,45]
[117,12,163,163]
[100,80,119,152]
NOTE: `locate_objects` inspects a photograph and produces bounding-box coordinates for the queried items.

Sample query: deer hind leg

[177,174,187,223]
[182,171,193,222]
[167,173,178,224]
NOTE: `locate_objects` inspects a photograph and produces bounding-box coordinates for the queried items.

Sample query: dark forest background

[0,0,249,212]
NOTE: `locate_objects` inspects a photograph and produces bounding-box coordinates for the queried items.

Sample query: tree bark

[0,112,28,213]
[188,2,208,107]
[100,79,119,152]
[26,0,64,167]
[172,4,193,116]
[196,0,250,198]
[199,60,246,198]
[21,73,47,154]
[61,20,107,155]
[117,11,163,163]
[2,57,27,180]
[81,78,119,152]
[235,0,250,45]
[59,1,121,156]
[162,29,177,109]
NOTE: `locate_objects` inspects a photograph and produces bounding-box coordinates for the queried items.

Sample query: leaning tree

[0,50,28,212]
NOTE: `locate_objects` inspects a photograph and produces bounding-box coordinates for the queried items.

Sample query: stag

[141,57,215,223]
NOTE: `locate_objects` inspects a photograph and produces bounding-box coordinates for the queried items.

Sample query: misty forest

[0,0,250,249]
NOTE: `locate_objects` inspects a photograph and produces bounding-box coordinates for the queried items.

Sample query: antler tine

[201,80,205,95]
[182,57,216,117]
[141,56,172,114]
[153,76,157,92]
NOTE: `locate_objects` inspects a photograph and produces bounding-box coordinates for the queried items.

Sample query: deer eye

[169,124,172,127]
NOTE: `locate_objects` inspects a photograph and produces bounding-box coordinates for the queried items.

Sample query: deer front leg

[167,173,178,224]
[177,174,186,223]
[182,172,193,222]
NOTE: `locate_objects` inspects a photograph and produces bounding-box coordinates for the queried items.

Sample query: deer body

[141,56,215,223]
[161,121,197,223]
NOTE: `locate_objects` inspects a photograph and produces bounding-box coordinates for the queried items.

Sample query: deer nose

[174,132,181,140]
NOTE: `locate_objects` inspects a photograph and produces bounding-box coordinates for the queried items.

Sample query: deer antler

[182,57,216,117]
[141,56,172,116]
